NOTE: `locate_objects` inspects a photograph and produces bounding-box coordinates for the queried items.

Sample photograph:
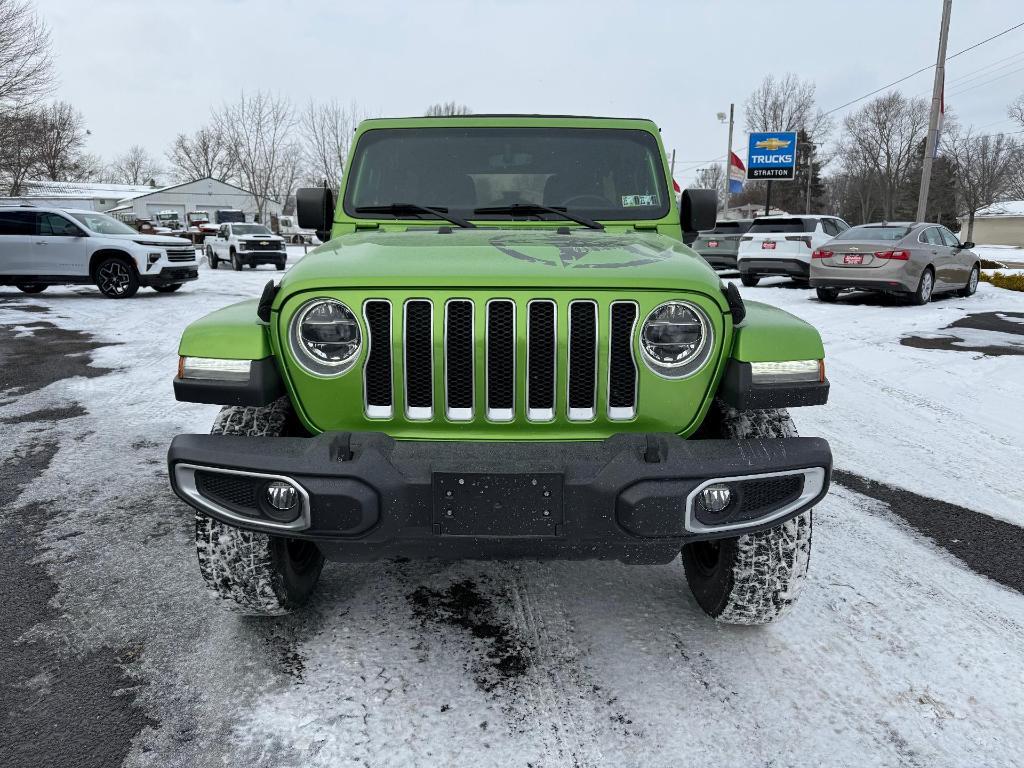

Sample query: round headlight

[640,301,713,378]
[289,299,361,376]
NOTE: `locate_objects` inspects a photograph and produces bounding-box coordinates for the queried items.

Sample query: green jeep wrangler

[168,116,831,625]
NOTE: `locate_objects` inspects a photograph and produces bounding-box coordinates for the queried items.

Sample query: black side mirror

[297,187,335,243]
[961,241,975,249]
[680,188,718,234]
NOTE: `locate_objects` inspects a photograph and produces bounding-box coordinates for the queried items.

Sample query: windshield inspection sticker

[621,194,658,207]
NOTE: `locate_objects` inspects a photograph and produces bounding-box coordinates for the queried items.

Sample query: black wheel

[740,275,760,287]
[276,261,286,271]
[231,250,242,271]
[16,284,47,294]
[816,287,839,302]
[682,404,813,625]
[207,246,217,269]
[152,283,183,293]
[94,257,139,299]
[195,398,324,616]
[910,267,934,305]
[957,264,979,298]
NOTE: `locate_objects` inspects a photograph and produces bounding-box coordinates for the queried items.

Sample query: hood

[280,229,722,293]
[104,233,193,246]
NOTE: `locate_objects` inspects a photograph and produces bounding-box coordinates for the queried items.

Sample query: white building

[107,178,281,223]
[960,201,1024,247]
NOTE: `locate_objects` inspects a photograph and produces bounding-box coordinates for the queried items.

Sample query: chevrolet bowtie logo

[260,241,269,245]
[755,138,792,151]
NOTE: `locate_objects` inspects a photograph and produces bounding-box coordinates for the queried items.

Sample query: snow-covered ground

[2,244,1024,767]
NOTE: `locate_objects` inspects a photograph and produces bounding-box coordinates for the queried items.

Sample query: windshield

[233,224,272,235]
[835,224,911,241]
[344,127,670,222]
[67,212,139,235]
[748,218,813,234]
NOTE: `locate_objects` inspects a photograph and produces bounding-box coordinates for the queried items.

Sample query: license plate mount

[433,473,563,536]
[843,254,864,264]
[762,241,776,250]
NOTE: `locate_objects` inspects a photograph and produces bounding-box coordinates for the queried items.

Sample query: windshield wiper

[472,203,604,231]
[355,203,476,229]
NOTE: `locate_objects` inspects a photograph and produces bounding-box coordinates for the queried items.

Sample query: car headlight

[289,299,361,376]
[639,300,713,378]
[236,241,247,250]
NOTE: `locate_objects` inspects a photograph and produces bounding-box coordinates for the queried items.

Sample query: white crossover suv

[0,205,198,298]
[736,214,849,286]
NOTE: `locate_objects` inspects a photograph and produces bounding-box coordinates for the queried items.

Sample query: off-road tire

[152,283,183,293]
[94,257,139,299]
[740,275,760,287]
[195,398,324,615]
[957,264,979,298]
[16,284,47,294]
[207,246,217,269]
[682,404,813,625]
[230,250,242,271]
[816,287,839,302]
[910,267,934,305]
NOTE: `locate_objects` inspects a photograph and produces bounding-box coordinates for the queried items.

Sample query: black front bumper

[141,266,199,286]
[696,251,738,269]
[168,432,831,564]
[739,259,810,278]
[241,251,286,265]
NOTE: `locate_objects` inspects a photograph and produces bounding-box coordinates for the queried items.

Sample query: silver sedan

[809,222,980,305]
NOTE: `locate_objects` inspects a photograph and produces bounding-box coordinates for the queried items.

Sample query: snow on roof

[20,180,157,200]
[974,200,1024,219]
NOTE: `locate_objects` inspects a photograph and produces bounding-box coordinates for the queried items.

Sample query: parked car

[737,215,850,286]
[168,115,833,625]
[810,222,980,305]
[691,219,754,270]
[273,214,317,244]
[0,206,198,298]
[215,209,246,225]
[205,222,287,271]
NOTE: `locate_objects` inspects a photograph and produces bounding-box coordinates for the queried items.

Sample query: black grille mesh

[738,475,804,515]
[528,302,555,411]
[195,471,259,512]
[608,303,638,410]
[568,301,597,411]
[487,301,515,412]
[446,301,474,411]
[405,300,433,410]
[364,301,392,409]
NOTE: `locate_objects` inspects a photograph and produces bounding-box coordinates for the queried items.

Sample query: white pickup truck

[204,223,288,271]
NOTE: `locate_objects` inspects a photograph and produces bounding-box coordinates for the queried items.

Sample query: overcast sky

[34,0,1024,183]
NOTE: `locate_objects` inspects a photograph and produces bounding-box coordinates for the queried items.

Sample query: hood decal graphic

[488,234,673,270]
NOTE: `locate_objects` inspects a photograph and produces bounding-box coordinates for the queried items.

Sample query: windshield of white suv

[68,212,139,235]
[233,225,272,236]
[344,127,670,222]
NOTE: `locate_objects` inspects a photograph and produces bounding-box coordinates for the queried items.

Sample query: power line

[943,47,1024,87]
[947,63,1024,98]
[822,20,1024,117]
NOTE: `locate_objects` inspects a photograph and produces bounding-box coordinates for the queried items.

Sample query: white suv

[736,214,849,286]
[0,206,199,298]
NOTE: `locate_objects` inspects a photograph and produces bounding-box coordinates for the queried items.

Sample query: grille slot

[486,300,515,421]
[404,300,433,419]
[527,300,556,421]
[608,302,638,420]
[567,300,598,420]
[363,300,393,418]
[445,300,474,420]
[195,470,259,515]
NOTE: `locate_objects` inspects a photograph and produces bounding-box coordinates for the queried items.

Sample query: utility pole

[805,140,814,214]
[917,0,952,222]
[765,180,772,216]
[723,103,735,216]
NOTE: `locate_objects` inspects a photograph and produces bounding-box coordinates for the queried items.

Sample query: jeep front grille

[361,297,639,423]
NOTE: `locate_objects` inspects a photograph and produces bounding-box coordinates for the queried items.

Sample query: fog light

[699,484,732,514]
[264,481,298,512]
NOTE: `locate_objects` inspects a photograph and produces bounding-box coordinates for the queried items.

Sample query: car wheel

[206,246,217,269]
[276,261,286,271]
[957,264,979,297]
[740,275,760,287]
[15,284,47,294]
[231,251,242,271]
[910,267,934,305]
[94,257,139,299]
[195,398,324,616]
[152,283,184,293]
[682,404,812,625]
[816,287,839,302]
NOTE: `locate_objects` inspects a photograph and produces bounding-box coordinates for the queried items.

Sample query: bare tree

[945,127,1020,241]
[425,101,472,117]
[34,101,89,180]
[0,107,43,194]
[214,91,298,221]
[1009,93,1024,130]
[299,100,364,191]
[693,165,724,209]
[744,73,831,141]
[0,0,53,108]
[166,125,236,183]
[109,144,162,185]
[268,142,305,215]
[842,92,929,220]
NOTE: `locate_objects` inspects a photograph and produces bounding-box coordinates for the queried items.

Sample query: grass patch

[980,271,1024,292]
[980,258,1006,270]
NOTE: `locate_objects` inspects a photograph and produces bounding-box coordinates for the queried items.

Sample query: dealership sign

[746,131,798,181]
